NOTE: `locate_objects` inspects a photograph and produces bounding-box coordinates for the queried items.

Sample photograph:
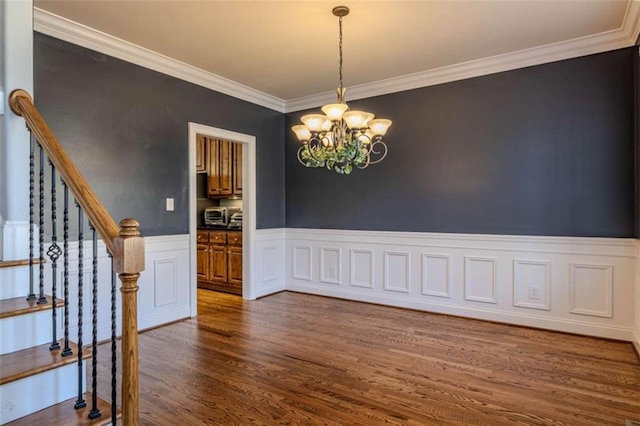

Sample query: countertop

[198,225,242,233]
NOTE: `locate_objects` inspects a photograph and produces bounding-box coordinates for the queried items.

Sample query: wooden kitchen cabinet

[233,143,243,196]
[197,230,242,295]
[206,137,242,198]
[207,138,233,197]
[209,244,228,284]
[196,134,206,173]
[196,243,209,281]
[227,233,242,287]
[227,246,243,287]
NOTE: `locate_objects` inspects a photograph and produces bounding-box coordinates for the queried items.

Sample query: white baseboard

[285,228,637,342]
[286,283,634,341]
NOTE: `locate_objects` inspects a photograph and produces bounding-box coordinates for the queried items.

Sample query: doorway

[188,123,257,317]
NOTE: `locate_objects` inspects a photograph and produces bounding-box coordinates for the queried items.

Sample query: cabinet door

[207,138,233,197]
[233,143,243,196]
[227,246,243,290]
[209,244,228,283]
[196,244,209,282]
[207,138,221,197]
[218,139,233,196]
[196,135,206,173]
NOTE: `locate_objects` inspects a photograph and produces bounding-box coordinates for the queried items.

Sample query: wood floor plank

[1,341,90,385]
[100,290,640,425]
[0,295,63,319]
[8,393,118,426]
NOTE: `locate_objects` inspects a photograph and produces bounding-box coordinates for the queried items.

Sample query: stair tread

[0,340,92,385]
[0,259,43,268]
[7,393,120,426]
[0,295,64,319]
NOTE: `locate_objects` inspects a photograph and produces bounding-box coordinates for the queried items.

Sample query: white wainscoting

[286,228,637,342]
[253,228,286,298]
[38,234,190,341]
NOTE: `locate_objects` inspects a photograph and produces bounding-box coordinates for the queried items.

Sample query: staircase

[0,90,145,425]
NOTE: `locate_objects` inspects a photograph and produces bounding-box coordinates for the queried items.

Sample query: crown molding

[33,4,640,116]
[285,1,640,112]
[33,8,287,113]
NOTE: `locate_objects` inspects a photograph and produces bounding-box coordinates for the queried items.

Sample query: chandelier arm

[366,140,388,165]
[296,145,308,166]
[307,137,325,162]
[356,157,371,169]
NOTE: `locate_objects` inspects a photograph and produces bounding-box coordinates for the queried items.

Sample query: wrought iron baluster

[47,161,62,350]
[27,131,36,301]
[61,182,72,357]
[74,204,86,410]
[88,225,101,420]
[109,252,117,424]
[37,144,46,304]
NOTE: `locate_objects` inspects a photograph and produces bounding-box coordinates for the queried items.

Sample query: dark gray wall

[34,33,285,236]
[286,48,636,238]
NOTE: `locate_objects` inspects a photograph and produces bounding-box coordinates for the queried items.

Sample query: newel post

[113,218,144,425]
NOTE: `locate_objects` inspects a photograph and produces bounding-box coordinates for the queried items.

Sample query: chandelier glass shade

[292,6,392,175]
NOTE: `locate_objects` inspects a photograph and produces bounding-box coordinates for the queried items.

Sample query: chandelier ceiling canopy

[292,5,392,175]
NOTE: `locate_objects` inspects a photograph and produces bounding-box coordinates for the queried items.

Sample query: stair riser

[0,362,86,424]
[0,310,62,355]
[0,266,29,300]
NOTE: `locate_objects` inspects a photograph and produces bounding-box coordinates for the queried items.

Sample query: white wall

[253,228,286,298]
[37,234,190,341]
[26,229,637,346]
[286,228,637,342]
[0,0,33,260]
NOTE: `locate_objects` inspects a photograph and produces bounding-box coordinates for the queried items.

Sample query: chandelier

[292,6,392,175]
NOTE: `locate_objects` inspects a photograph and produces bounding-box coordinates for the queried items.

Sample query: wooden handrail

[9,89,120,254]
[9,89,143,425]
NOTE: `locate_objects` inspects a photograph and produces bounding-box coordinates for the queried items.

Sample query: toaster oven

[203,207,240,227]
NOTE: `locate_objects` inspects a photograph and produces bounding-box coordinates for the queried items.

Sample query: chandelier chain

[339,15,343,92]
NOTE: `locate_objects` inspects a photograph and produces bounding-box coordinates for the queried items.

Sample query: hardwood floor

[103,290,640,425]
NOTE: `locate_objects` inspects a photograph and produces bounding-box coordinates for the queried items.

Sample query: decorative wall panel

[384,251,411,293]
[422,254,451,298]
[320,247,341,285]
[350,249,374,289]
[513,259,551,310]
[569,263,613,318]
[464,256,497,304]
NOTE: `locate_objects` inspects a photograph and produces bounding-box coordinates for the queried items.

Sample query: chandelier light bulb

[321,103,349,121]
[292,125,312,142]
[368,119,393,136]
[343,111,374,130]
[320,119,333,132]
[301,114,327,133]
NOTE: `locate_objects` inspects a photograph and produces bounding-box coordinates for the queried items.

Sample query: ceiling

[34,0,639,109]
